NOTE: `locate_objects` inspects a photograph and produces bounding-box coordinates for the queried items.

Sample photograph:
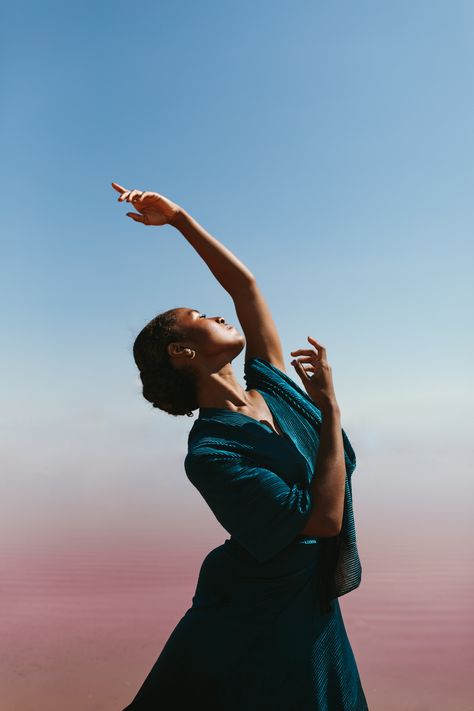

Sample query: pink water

[2,428,473,709]
[1,529,473,711]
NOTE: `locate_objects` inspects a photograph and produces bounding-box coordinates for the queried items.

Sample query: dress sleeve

[184,449,314,563]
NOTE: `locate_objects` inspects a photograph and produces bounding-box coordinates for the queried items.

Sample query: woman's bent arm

[299,401,346,537]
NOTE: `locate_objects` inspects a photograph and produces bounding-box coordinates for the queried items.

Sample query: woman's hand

[290,336,339,413]
[111,182,182,226]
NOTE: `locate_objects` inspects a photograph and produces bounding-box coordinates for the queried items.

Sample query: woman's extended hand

[111,182,182,226]
[290,336,339,412]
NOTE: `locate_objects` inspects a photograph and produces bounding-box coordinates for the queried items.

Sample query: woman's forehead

[174,307,200,319]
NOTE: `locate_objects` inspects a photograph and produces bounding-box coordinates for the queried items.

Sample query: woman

[113,181,369,711]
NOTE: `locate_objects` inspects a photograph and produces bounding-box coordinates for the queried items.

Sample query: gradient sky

[2,0,473,533]
[1,2,473,708]
[0,0,472,540]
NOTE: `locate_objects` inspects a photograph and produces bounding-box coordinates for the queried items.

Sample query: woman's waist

[194,536,322,600]
[225,535,321,571]
[227,534,319,550]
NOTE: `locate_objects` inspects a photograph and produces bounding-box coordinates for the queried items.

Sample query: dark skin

[111,182,337,411]
[112,182,346,533]
[168,307,284,435]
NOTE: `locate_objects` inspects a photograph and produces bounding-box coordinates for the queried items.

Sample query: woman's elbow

[299,514,341,538]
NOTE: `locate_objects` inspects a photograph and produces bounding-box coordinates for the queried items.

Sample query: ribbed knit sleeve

[184,449,313,564]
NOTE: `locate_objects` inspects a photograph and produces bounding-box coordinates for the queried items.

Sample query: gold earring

[188,349,196,359]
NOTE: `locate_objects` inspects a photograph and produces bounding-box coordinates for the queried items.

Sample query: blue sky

[1,1,473,543]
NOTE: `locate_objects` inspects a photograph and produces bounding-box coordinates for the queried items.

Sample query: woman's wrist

[169,207,189,229]
[319,399,341,418]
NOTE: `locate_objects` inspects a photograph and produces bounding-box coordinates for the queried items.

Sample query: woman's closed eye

[199,313,207,319]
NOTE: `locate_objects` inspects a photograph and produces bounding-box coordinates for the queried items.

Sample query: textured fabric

[186,356,362,612]
[122,357,368,710]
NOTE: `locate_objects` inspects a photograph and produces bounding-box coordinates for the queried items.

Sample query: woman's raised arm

[112,182,286,371]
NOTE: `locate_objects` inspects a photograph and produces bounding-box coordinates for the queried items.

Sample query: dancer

[112,182,369,710]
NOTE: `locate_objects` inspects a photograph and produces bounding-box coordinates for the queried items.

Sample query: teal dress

[122,357,368,710]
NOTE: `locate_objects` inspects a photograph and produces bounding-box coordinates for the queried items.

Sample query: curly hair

[132,308,198,417]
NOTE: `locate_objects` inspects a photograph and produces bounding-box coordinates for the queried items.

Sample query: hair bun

[133,309,199,417]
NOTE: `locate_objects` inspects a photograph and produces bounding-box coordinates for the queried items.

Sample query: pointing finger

[111,182,127,193]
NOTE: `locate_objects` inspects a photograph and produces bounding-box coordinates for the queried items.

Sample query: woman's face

[169,307,245,364]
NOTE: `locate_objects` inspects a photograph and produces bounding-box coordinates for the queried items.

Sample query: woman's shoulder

[244,356,323,420]
[244,357,356,470]
[244,355,286,386]
[244,356,295,394]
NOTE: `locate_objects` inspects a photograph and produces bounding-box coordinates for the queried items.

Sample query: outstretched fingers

[127,189,143,202]
[112,182,145,202]
[119,189,142,202]
[290,335,327,377]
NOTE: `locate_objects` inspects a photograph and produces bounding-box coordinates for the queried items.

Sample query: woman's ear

[167,343,196,360]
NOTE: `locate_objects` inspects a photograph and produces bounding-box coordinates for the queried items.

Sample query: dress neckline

[198,389,285,439]
[197,387,313,473]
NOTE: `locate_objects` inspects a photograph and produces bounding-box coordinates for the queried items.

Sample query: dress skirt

[121,537,369,710]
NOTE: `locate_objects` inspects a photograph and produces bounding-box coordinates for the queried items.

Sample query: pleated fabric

[121,357,368,710]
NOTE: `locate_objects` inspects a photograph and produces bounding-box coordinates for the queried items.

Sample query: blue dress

[122,357,369,710]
